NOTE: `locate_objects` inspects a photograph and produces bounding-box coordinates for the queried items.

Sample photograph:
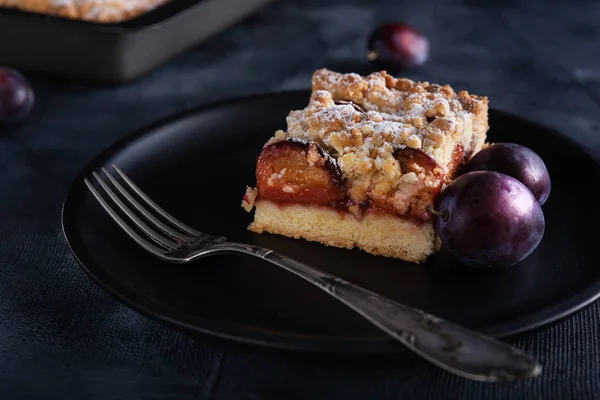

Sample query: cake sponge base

[248,200,441,263]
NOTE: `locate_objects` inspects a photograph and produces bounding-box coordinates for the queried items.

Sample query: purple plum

[434,171,545,268]
[0,67,35,124]
[464,143,551,206]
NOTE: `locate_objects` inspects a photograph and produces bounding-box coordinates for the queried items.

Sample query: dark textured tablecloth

[2,0,600,398]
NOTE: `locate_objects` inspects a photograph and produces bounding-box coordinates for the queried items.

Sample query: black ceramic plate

[62,90,600,354]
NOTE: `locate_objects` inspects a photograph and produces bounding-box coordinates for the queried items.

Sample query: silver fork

[85,165,541,382]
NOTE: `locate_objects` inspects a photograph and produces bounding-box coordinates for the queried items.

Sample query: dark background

[1,0,600,398]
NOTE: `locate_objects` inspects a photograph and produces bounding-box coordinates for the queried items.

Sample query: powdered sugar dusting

[280,69,488,180]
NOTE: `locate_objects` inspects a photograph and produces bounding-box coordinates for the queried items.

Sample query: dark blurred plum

[434,171,545,268]
[367,22,429,72]
[0,67,35,124]
[465,143,551,206]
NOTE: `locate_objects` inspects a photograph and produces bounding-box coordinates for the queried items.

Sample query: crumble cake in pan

[242,68,489,263]
[0,0,172,23]
[0,0,274,82]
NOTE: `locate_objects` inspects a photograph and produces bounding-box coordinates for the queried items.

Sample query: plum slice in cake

[242,68,489,263]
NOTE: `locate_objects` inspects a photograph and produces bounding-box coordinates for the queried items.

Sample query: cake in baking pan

[0,0,172,23]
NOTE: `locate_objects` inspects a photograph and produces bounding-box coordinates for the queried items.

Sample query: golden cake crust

[249,200,441,263]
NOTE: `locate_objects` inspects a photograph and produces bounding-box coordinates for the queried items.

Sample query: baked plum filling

[256,140,345,205]
[391,147,445,221]
[254,139,472,223]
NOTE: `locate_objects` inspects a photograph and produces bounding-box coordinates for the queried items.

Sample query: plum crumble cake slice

[242,68,489,263]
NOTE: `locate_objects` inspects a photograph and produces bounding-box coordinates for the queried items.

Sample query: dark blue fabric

[1,0,600,398]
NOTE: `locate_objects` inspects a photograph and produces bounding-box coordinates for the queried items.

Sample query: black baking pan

[0,0,275,83]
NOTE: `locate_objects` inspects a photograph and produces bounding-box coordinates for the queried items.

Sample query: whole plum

[464,143,551,206]
[0,67,34,123]
[434,171,545,268]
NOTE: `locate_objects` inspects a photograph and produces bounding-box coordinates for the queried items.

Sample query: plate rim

[61,89,600,354]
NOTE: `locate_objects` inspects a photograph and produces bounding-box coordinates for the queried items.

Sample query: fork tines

[84,165,201,258]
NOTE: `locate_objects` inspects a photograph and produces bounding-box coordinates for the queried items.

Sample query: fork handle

[213,242,540,382]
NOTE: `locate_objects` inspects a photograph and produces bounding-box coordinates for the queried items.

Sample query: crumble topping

[0,0,171,22]
[241,186,258,212]
[256,69,489,220]
[271,69,487,183]
[267,168,287,187]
